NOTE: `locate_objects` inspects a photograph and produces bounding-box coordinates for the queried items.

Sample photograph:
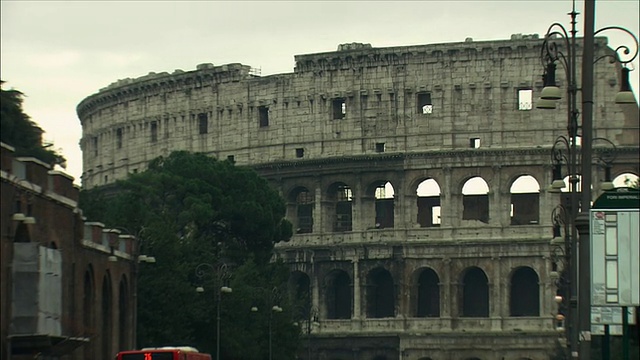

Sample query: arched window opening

[13,222,30,242]
[289,271,311,318]
[101,274,113,360]
[325,270,351,319]
[83,268,95,359]
[461,267,489,317]
[462,177,490,223]
[510,267,540,316]
[613,172,639,188]
[366,268,395,318]
[417,179,441,227]
[294,188,314,234]
[416,268,440,317]
[374,182,395,229]
[510,175,541,225]
[331,183,353,232]
[118,278,129,351]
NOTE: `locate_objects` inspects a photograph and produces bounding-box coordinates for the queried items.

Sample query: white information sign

[590,209,640,306]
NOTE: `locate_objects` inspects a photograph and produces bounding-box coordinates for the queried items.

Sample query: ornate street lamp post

[195,262,232,360]
[250,287,283,360]
[538,1,638,358]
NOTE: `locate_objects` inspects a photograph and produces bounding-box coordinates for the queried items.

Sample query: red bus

[115,346,212,360]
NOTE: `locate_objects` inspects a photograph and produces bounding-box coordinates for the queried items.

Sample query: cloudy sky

[1,0,638,184]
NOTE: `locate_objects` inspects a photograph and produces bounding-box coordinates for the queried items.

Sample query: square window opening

[470,138,481,148]
[116,128,123,149]
[518,89,533,110]
[296,148,304,158]
[333,98,346,119]
[198,113,208,134]
[417,92,433,114]
[258,106,269,127]
[151,121,158,142]
[227,155,235,164]
[375,143,385,153]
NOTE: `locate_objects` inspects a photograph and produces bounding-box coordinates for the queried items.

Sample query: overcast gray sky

[1,0,638,184]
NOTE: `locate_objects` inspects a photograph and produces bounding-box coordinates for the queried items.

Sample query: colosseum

[77,35,639,360]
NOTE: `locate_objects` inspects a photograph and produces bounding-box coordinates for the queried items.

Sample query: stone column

[352,258,361,319]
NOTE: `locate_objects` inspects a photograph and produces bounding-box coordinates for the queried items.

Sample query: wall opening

[462,177,490,223]
[417,92,433,114]
[295,188,313,234]
[325,270,351,319]
[116,128,123,149]
[150,121,158,142]
[510,175,540,225]
[416,268,440,317]
[461,267,489,317]
[258,106,269,127]
[417,179,441,227]
[366,268,395,318]
[332,98,346,119]
[518,89,533,110]
[510,267,540,316]
[332,183,352,232]
[198,113,208,134]
[374,182,394,229]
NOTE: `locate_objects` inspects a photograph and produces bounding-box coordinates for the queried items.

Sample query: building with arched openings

[76,36,639,359]
[0,143,141,360]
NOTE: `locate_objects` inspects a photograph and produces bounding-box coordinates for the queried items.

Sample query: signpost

[590,187,639,360]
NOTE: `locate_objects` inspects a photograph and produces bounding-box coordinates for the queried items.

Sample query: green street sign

[592,187,640,209]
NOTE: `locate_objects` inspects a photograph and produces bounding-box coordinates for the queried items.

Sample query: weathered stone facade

[77,36,639,360]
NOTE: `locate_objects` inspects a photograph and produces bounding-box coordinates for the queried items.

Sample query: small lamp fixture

[272,305,283,312]
[536,98,557,109]
[221,286,233,294]
[541,63,562,100]
[615,67,636,104]
[251,306,259,312]
[196,286,205,293]
[11,213,26,221]
[23,217,36,224]
[108,255,118,262]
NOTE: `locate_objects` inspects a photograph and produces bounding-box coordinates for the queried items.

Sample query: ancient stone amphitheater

[77,35,639,360]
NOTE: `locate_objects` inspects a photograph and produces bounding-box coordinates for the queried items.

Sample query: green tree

[79,151,298,357]
[0,80,66,167]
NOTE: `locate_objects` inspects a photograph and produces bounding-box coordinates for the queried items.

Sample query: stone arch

[612,172,639,188]
[460,266,489,317]
[288,186,314,234]
[365,267,395,318]
[289,271,311,305]
[416,178,442,227]
[327,182,353,232]
[509,175,541,225]
[101,271,113,360]
[510,266,540,316]
[365,180,395,229]
[413,267,440,317]
[83,265,96,359]
[462,177,490,223]
[118,276,129,351]
[324,269,352,319]
[13,222,30,243]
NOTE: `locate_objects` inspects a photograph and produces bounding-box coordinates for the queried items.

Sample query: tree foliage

[79,151,300,357]
[0,80,66,167]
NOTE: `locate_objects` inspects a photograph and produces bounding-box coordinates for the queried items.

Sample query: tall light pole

[538,0,638,358]
[196,262,232,360]
[250,287,282,360]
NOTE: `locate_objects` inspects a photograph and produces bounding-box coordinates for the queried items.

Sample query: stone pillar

[352,259,361,319]
[490,256,503,331]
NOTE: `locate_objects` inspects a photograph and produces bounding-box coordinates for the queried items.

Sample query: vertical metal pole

[269,310,273,360]
[622,306,629,360]
[580,0,595,359]
[602,325,610,360]
[216,289,221,360]
[568,4,580,358]
[307,315,311,360]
